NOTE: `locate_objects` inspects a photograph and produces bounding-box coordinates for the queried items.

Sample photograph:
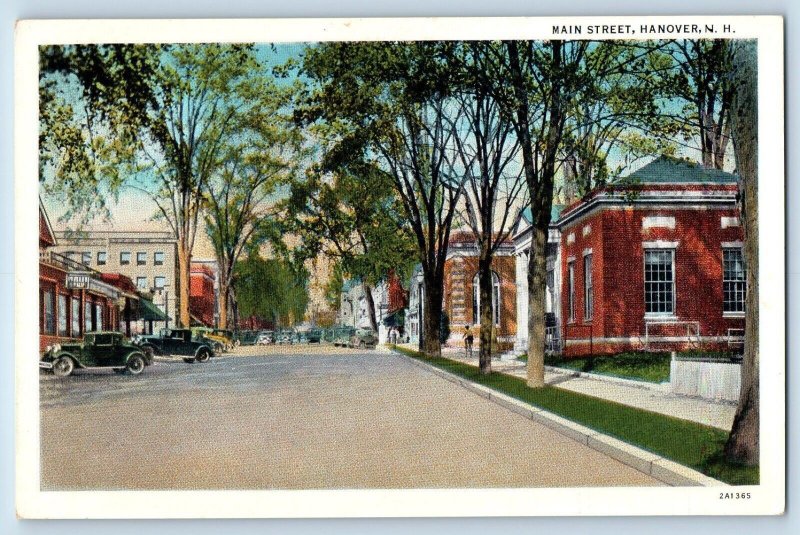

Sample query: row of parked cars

[40,325,381,378]
[40,328,217,377]
[233,327,378,349]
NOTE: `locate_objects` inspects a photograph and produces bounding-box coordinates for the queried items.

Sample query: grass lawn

[393,346,757,486]
[548,352,672,383]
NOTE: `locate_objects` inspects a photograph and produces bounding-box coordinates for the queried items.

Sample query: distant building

[338,278,392,342]
[190,260,218,327]
[50,229,179,330]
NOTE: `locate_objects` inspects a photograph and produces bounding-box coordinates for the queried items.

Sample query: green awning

[138,298,170,321]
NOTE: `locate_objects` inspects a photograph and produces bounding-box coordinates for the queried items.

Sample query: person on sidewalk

[463,325,474,359]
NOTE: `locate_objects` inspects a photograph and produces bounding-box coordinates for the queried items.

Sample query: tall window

[58,294,68,336]
[154,276,166,289]
[42,289,55,334]
[84,301,93,332]
[583,254,593,321]
[97,251,107,265]
[120,251,131,265]
[472,272,500,326]
[567,262,575,322]
[95,303,104,330]
[644,249,675,314]
[72,297,81,337]
[154,251,165,266]
[81,252,91,266]
[137,252,147,266]
[723,248,746,313]
[136,277,148,290]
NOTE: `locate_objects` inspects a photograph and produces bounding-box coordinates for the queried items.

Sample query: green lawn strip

[548,352,672,383]
[393,346,757,485]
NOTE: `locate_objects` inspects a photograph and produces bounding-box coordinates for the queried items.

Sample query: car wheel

[183,357,196,364]
[126,354,146,375]
[196,349,211,363]
[52,356,74,377]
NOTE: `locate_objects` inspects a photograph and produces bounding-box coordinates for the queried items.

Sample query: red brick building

[189,262,217,327]
[557,157,745,357]
[39,200,126,352]
[443,230,517,347]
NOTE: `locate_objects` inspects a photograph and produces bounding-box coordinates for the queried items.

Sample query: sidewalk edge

[393,350,727,488]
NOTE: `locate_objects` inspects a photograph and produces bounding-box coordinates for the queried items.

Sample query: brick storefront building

[557,156,745,357]
[443,230,517,347]
[189,261,217,327]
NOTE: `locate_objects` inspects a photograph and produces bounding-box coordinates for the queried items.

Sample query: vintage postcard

[15,16,784,518]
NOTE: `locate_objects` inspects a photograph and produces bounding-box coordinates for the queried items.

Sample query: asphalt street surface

[40,346,662,490]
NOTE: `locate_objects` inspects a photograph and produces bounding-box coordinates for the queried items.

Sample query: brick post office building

[557,156,746,357]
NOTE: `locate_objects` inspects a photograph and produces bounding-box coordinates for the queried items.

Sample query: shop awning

[138,298,170,322]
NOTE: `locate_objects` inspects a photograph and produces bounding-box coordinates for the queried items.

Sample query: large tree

[299,42,467,356]
[724,39,759,466]
[204,74,305,330]
[448,42,525,374]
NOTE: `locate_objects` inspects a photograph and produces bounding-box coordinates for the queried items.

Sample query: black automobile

[40,332,153,377]
[135,328,215,364]
[306,328,323,344]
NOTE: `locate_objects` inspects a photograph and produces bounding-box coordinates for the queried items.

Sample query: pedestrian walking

[463,325,474,358]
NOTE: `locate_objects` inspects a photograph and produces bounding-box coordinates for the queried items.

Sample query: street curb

[393,350,726,488]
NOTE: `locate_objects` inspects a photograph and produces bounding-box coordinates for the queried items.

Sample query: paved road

[40,347,662,490]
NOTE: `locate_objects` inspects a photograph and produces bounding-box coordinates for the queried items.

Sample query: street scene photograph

[22,18,783,514]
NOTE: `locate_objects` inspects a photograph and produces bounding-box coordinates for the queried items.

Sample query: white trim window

[723,248,746,313]
[644,249,675,315]
[472,271,500,326]
[583,254,593,321]
[567,261,576,322]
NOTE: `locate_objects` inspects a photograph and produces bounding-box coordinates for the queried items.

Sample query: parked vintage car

[192,327,233,352]
[135,328,215,363]
[256,330,274,345]
[349,328,378,349]
[40,331,153,377]
[305,328,323,344]
[332,326,356,347]
[234,330,260,346]
[275,329,298,345]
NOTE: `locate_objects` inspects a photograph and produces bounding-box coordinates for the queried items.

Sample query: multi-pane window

[567,262,575,322]
[85,301,93,332]
[472,272,500,326]
[72,297,81,337]
[644,249,675,314]
[58,294,68,336]
[120,251,131,265]
[583,254,593,321]
[154,276,166,290]
[723,248,746,313]
[97,251,107,265]
[137,252,147,266]
[136,277,148,290]
[81,252,91,266]
[154,251,165,266]
[42,289,55,334]
[95,304,104,330]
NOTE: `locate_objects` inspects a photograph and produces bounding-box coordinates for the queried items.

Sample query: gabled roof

[627,155,738,185]
[39,198,57,248]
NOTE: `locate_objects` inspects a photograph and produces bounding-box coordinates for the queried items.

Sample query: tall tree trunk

[526,224,549,387]
[421,270,443,357]
[724,39,759,466]
[362,281,378,332]
[218,274,229,330]
[177,241,191,327]
[478,250,493,374]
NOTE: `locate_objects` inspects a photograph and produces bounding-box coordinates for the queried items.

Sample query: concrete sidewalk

[399,345,736,430]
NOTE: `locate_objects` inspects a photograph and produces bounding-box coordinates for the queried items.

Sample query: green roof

[519,205,565,225]
[627,155,738,184]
